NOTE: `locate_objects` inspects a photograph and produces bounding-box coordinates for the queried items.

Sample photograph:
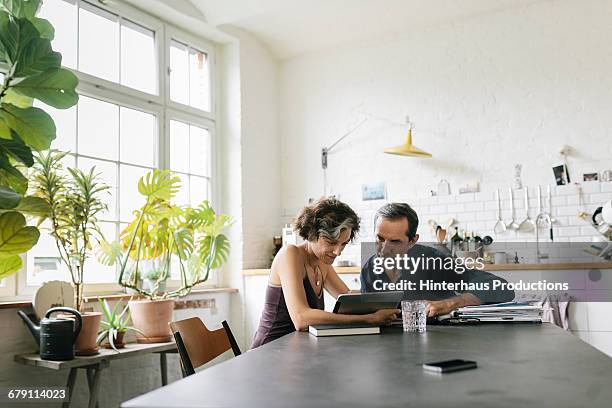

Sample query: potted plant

[30,150,110,355]
[99,170,231,343]
[0,0,78,279]
[96,299,144,351]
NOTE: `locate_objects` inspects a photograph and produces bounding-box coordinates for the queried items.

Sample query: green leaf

[0,0,40,19]
[0,185,19,208]
[0,253,21,279]
[1,87,33,108]
[30,17,53,40]
[138,170,181,201]
[14,36,61,78]
[12,68,78,109]
[0,211,39,256]
[199,234,230,270]
[0,152,27,194]
[0,130,34,166]
[0,104,55,150]
[0,13,40,65]
[0,195,49,218]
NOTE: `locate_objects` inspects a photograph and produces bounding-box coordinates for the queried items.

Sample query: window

[169,40,211,111]
[169,119,211,206]
[38,0,157,95]
[4,0,219,297]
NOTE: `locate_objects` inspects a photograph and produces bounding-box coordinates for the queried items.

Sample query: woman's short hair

[293,197,360,242]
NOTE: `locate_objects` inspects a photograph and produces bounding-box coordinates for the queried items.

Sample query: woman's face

[311,228,352,265]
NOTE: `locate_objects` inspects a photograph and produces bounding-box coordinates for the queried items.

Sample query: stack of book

[441,302,543,323]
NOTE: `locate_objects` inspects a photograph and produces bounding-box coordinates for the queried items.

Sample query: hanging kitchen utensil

[519,188,536,232]
[576,184,589,220]
[493,189,507,235]
[547,184,558,224]
[506,187,519,230]
[536,185,550,228]
[437,179,451,196]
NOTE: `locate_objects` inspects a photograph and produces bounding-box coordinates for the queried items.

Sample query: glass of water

[401,300,427,333]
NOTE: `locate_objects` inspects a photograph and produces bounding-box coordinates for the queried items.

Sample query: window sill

[0,287,239,310]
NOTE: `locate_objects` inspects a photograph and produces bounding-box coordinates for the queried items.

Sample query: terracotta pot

[102,331,126,349]
[66,312,102,356]
[128,299,175,343]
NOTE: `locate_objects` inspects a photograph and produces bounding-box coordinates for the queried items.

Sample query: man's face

[375,217,418,259]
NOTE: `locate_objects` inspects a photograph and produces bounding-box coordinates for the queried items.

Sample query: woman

[251,197,400,348]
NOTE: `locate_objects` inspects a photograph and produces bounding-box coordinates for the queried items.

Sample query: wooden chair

[169,318,242,377]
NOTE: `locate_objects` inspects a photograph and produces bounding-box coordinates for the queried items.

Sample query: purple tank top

[251,277,325,349]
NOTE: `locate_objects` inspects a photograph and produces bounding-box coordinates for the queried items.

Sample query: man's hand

[425,299,455,317]
[425,293,483,317]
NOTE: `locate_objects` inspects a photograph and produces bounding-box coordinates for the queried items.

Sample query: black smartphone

[422,359,477,373]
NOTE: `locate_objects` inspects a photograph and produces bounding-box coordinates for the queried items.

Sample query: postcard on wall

[362,182,386,201]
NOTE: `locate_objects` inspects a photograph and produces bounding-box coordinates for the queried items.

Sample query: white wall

[279,0,612,212]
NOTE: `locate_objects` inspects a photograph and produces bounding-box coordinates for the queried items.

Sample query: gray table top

[122,324,612,408]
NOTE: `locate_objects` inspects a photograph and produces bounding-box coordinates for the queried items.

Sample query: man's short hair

[374,203,419,238]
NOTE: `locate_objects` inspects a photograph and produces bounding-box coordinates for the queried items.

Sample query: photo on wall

[552,164,571,185]
[362,182,386,201]
[583,172,599,182]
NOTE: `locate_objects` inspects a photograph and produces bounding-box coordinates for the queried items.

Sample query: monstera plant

[0,0,79,279]
[98,169,231,343]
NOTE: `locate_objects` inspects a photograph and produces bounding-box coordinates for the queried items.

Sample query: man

[360,203,515,317]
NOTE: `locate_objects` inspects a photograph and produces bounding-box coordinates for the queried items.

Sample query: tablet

[333,291,404,314]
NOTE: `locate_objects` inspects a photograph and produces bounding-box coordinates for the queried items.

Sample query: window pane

[34,101,76,153]
[170,41,189,105]
[189,125,210,176]
[121,20,156,94]
[84,222,117,283]
[78,4,119,82]
[38,0,77,69]
[169,120,189,173]
[27,223,71,286]
[119,164,150,222]
[78,96,119,160]
[190,176,208,205]
[172,172,189,206]
[77,157,117,221]
[120,107,157,167]
[189,48,210,111]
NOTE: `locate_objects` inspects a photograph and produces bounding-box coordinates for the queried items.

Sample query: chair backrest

[169,317,241,376]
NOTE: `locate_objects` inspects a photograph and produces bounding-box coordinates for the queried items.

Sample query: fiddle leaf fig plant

[0,0,78,278]
[98,169,232,299]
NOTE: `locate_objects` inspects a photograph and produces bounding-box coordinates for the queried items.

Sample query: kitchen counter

[243,261,612,276]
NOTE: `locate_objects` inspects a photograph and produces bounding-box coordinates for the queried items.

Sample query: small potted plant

[96,299,144,351]
[30,150,110,355]
[99,170,231,343]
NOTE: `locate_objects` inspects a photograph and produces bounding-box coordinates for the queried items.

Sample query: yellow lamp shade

[384,128,432,158]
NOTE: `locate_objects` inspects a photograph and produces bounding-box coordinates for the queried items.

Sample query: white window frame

[2,0,221,299]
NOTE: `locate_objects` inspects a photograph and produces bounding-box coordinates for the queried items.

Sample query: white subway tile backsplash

[581,182,601,194]
[465,202,484,211]
[589,193,610,204]
[456,193,475,203]
[447,203,465,213]
[601,182,612,193]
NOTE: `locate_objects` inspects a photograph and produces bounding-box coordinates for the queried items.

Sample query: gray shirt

[360,244,515,303]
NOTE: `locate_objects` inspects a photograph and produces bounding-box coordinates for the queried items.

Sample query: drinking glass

[401,300,427,333]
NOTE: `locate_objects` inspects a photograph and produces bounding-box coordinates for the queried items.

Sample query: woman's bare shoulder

[271,245,304,279]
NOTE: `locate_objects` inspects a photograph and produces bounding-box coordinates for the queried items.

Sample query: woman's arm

[323,266,350,299]
[277,246,399,331]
